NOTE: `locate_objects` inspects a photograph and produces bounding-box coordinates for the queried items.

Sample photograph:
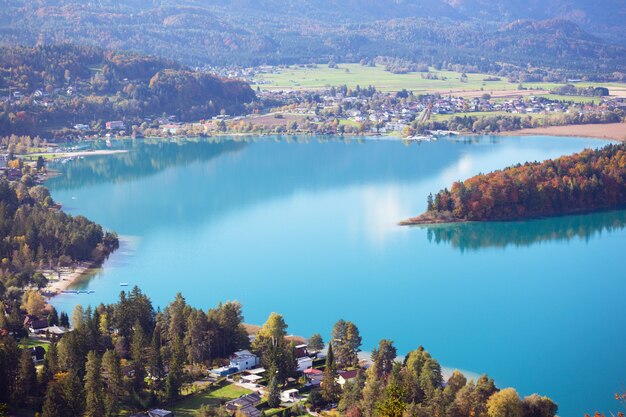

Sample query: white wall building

[229,350,259,371]
[296,356,313,372]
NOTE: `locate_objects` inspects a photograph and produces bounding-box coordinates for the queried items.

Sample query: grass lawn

[20,337,50,351]
[171,384,253,417]
[252,64,625,96]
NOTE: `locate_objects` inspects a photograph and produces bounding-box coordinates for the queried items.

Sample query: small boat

[120,282,129,286]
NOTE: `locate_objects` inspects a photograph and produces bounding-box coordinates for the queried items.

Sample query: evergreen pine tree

[15,348,38,405]
[40,342,59,393]
[130,322,147,391]
[101,350,122,417]
[321,343,340,404]
[41,380,68,417]
[84,351,105,417]
[48,306,59,326]
[63,370,85,416]
[267,372,280,408]
[59,312,69,328]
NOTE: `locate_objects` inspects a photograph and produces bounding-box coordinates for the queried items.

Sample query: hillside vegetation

[0,176,119,293]
[2,0,626,77]
[0,44,256,135]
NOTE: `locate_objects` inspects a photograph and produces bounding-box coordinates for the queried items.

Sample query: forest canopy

[403,143,626,224]
[0,176,118,294]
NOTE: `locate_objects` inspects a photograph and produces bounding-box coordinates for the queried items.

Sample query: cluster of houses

[208,346,358,417]
[256,87,626,135]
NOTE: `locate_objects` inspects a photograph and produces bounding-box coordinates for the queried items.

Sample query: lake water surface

[47,135,626,416]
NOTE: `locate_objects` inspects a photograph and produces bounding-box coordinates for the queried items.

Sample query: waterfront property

[229,350,260,372]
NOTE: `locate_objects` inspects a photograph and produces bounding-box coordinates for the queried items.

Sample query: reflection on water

[426,210,626,251]
[49,138,246,189]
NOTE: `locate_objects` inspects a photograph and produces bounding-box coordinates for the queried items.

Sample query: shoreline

[27,149,129,161]
[41,259,103,298]
[399,211,465,226]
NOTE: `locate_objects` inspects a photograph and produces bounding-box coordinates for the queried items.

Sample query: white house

[106,120,125,130]
[280,389,299,403]
[296,356,313,372]
[385,122,408,132]
[0,154,9,169]
[337,369,359,387]
[229,350,259,371]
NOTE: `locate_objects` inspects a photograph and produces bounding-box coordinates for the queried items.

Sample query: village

[3,62,626,146]
[11,309,362,417]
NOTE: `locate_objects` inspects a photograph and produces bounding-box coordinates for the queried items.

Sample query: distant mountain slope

[1,0,625,74]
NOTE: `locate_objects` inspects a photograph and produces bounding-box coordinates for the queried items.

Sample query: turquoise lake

[46,135,626,417]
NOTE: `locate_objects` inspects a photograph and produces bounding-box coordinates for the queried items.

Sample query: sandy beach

[42,261,101,297]
[28,149,128,161]
[506,123,626,141]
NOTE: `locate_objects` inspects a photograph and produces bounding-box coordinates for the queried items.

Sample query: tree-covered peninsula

[401,143,626,225]
[0,175,119,294]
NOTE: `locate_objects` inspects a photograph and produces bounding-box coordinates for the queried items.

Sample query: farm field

[429,111,554,122]
[252,64,626,99]
[253,64,516,92]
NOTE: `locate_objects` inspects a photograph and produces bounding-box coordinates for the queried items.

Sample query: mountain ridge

[1,0,625,74]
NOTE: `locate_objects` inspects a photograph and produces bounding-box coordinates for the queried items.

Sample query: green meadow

[252,64,624,99]
[253,64,515,92]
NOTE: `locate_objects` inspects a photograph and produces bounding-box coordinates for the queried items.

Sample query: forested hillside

[0,176,119,293]
[0,45,256,135]
[1,0,626,76]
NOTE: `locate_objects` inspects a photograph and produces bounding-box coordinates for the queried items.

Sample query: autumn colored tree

[375,383,407,417]
[487,388,523,417]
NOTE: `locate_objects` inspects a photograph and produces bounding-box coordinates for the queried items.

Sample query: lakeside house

[229,350,259,372]
[280,389,300,403]
[303,367,323,387]
[337,369,359,387]
[106,120,125,130]
[40,325,69,337]
[225,392,262,417]
[25,316,49,334]
[296,356,313,372]
[294,344,309,358]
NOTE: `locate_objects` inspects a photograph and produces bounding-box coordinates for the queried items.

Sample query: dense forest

[0,175,119,296]
[403,143,626,224]
[0,44,256,135]
[2,0,626,78]
[0,288,558,417]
